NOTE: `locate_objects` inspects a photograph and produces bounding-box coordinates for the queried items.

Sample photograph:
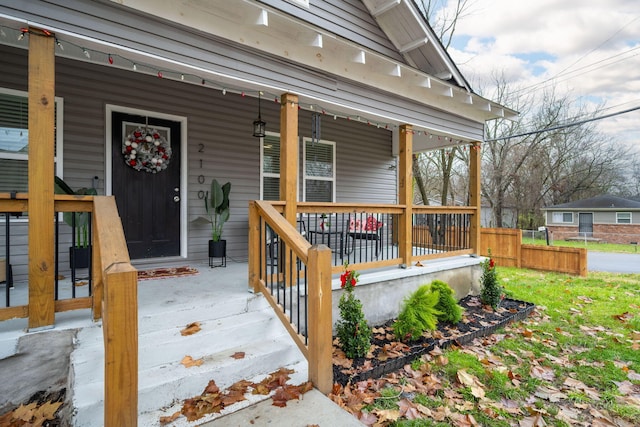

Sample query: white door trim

[105,104,189,258]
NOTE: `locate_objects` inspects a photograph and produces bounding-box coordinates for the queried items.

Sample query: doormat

[137,266,199,281]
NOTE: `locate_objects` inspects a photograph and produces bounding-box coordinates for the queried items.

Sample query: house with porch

[0,0,515,424]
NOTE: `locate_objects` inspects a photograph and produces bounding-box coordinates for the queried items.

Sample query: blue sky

[437,0,640,148]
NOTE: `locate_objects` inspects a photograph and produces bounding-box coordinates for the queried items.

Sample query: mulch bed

[333,296,535,386]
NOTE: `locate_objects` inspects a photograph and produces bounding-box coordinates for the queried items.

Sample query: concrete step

[71,304,307,427]
[139,360,309,427]
[72,308,286,382]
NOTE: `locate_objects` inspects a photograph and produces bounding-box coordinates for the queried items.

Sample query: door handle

[173,195,180,202]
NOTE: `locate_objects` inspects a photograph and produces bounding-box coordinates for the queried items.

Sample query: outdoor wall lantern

[252,92,266,138]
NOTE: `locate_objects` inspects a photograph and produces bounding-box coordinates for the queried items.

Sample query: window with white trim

[616,212,631,224]
[552,212,573,223]
[260,134,336,202]
[0,88,63,193]
[260,133,281,200]
[303,138,335,202]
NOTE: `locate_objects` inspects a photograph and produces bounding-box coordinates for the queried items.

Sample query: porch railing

[0,194,99,318]
[249,201,478,394]
[248,200,333,394]
[294,203,474,271]
[0,194,138,426]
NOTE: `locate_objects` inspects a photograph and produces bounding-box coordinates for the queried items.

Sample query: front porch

[0,256,481,426]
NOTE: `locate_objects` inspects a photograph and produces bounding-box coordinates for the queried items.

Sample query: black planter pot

[208,240,227,267]
[69,246,91,269]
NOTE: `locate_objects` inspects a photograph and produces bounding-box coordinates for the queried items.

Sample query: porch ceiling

[104,0,515,123]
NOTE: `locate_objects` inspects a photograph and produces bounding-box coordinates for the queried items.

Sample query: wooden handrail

[413,206,477,215]
[255,200,311,263]
[249,200,333,394]
[92,196,138,427]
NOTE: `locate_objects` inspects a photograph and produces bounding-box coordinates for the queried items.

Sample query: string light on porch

[6,26,470,146]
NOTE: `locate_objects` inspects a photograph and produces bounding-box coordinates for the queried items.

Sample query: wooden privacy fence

[480,228,587,276]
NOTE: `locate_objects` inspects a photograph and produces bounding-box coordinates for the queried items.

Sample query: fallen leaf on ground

[530,365,555,381]
[180,322,201,336]
[230,351,245,359]
[159,411,181,424]
[181,355,204,368]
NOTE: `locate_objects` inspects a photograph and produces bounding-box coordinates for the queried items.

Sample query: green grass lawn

[333,267,640,426]
[522,237,640,254]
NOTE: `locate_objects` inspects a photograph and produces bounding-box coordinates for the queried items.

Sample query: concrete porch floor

[0,259,363,426]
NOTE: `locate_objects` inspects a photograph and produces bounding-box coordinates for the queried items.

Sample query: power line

[485,105,640,142]
[547,16,639,83]
[512,46,640,96]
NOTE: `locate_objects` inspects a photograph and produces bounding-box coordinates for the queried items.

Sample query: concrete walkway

[200,389,363,427]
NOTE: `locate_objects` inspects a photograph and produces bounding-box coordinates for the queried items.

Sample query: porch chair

[345,215,384,258]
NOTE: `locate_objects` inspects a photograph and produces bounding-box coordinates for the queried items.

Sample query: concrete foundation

[331,255,483,327]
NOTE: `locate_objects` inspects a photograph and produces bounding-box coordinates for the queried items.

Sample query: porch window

[261,134,335,202]
[260,133,281,200]
[552,212,573,223]
[616,212,631,224]
[0,88,64,193]
[303,138,335,202]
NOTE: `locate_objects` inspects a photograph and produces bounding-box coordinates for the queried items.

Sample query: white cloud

[440,0,640,148]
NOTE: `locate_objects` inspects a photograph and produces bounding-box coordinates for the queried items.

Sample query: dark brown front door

[112,112,181,259]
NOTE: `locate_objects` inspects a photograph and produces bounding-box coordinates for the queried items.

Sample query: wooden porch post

[307,244,333,394]
[280,93,298,286]
[398,125,413,266]
[469,141,481,255]
[27,27,56,329]
[280,93,298,225]
[248,201,260,292]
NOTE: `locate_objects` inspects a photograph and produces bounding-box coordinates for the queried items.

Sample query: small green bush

[393,285,442,342]
[431,280,463,324]
[335,264,372,359]
[480,250,503,310]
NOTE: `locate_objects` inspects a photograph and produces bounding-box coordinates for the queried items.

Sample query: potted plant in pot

[205,178,231,266]
[54,176,97,269]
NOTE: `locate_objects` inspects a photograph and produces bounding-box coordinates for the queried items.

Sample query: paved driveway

[588,251,640,273]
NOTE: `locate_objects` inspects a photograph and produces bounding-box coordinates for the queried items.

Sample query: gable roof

[543,195,640,210]
[361,0,470,91]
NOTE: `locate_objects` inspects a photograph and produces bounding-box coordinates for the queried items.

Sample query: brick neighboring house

[542,195,640,244]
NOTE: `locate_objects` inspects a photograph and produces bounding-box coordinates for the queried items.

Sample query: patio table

[307,230,344,260]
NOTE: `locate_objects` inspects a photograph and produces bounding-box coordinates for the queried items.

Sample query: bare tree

[416,0,473,48]
[483,77,632,228]
[412,0,475,208]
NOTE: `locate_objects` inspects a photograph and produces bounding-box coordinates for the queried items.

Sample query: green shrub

[393,285,442,342]
[431,280,463,324]
[480,250,503,310]
[335,264,372,359]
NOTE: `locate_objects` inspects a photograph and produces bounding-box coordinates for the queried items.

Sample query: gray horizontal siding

[0,43,396,279]
[0,0,484,141]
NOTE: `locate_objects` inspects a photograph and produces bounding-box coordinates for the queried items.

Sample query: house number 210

[197,144,205,199]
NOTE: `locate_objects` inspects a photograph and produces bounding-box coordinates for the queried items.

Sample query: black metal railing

[412,212,471,255]
[296,211,400,267]
[262,220,309,341]
[0,211,92,308]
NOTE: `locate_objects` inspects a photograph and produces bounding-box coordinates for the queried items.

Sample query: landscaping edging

[333,297,535,385]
